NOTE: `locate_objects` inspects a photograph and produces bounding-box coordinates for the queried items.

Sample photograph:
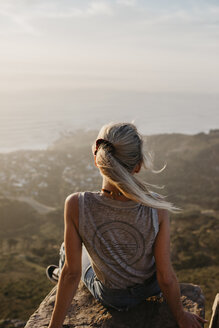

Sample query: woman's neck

[101,178,130,201]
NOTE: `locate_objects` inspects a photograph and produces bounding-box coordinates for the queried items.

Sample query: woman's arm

[48,193,82,328]
[154,209,207,328]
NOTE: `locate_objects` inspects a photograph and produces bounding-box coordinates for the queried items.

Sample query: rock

[209,294,219,328]
[25,282,205,328]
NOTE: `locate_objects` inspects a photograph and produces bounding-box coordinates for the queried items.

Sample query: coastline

[0,128,218,154]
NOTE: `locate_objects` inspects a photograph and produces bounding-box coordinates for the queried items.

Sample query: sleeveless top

[78,191,159,289]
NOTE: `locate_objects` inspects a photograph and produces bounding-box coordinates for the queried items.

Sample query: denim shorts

[59,242,161,311]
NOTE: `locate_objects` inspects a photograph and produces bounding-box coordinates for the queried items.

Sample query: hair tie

[94,138,115,155]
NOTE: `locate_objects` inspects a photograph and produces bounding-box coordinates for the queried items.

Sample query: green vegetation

[0,130,218,325]
[0,255,51,319]
[170,209,219,321]
[171,210,218,269]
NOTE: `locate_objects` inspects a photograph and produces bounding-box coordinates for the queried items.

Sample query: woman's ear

[134,161,142,174]
[94,155,98,167]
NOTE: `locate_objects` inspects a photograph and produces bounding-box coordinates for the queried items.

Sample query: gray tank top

[78,191,159,289]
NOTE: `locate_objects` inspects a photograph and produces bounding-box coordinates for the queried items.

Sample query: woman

[48,122,206,328]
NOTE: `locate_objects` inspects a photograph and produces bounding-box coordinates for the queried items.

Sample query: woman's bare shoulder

[157,208,169,225]
[65,192,80,207]
[64,193,80,228]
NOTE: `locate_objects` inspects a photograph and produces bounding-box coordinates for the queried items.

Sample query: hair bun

[94,138,115,155]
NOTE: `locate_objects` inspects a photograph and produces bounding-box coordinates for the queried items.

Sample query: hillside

[145,130,219,210]
[0,129,218,326]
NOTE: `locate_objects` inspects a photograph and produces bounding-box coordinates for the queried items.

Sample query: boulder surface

[25,282,205,328]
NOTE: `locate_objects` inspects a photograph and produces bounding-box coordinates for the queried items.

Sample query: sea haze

[1,89,218,153]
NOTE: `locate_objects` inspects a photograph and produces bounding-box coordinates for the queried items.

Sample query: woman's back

[48,123,206,328]
[78,191,159,289]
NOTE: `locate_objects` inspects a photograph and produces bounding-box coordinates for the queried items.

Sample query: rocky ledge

[25,282,205,328]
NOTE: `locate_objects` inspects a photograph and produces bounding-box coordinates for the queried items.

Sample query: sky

[0,0,219,153]
[1,0,219,94]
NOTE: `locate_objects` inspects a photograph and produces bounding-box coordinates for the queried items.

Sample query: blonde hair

[92,122,179,213]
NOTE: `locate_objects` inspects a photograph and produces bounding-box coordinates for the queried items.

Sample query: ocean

[1,89,218,153]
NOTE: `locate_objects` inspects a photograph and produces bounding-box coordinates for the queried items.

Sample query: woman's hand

[178,310,207,328]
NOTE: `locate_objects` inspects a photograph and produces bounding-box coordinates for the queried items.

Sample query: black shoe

[46,265,60,283]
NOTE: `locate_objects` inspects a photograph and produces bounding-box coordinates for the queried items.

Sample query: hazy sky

[1,0,219,94]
